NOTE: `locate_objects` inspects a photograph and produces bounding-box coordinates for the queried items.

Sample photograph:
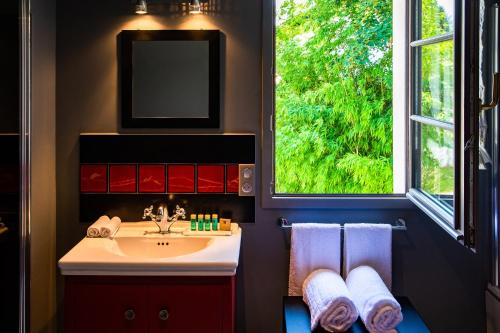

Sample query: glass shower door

[0,1,25,331]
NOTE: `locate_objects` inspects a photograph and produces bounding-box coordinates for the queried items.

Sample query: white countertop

[58,222,241,276]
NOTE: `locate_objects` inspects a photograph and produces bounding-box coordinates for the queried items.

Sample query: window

[407,0,456,225]
[264,0,478,244]
[407,0,478,246]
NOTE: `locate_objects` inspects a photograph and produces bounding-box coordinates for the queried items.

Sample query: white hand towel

[343,223,392,289]
[86,215,110,237]
[100,216,121,238]
[303,269,358,332]
[346,266,402,333]
[288,223,341,296]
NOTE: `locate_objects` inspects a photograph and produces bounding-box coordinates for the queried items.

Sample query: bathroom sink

[113,237,212,259]
[58,222,241,276]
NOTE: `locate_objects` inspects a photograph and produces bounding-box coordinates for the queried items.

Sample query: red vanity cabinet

[64,275,236,333]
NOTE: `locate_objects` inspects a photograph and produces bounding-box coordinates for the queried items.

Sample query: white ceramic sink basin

[58,222,241,276]
[113,237,212,259]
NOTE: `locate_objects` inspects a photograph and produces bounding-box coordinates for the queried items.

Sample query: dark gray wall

[56,1,488,332]
[33,0,57,332]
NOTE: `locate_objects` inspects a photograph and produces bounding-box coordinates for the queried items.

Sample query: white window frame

[405,0,479,247]
[262,0,411,209]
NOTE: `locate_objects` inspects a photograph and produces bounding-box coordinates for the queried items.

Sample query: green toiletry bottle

[212,214,219,231]
[190,214,197,231]
[204,214,211,231]
[197,214,204,231]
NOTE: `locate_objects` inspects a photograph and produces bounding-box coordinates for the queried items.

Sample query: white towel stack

[303,269,358,332]
[86,215,110,237]
[288,223,341,296]
[343,223,393,289]
[346,266,403,333]
[100,216,121,238]
[86,215,121,238]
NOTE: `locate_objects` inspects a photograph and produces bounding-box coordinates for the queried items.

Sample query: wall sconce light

[135,0,148,14]
[189,0,202,15]
[133,0,207,15]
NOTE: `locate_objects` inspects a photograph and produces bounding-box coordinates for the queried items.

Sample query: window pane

[275,0,395,194]
[421,0,454,39]
[418,40,454,123]
[416,123,454,210]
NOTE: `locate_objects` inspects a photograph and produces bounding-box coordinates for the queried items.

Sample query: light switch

[238,164,255,197]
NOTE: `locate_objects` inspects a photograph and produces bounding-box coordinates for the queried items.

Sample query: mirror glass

[132,40,209,119]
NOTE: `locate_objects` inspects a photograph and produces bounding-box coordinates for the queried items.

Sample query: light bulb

[135,0,148,15]
[189,0,202,15]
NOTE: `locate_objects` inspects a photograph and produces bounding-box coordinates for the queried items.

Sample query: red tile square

[109,164,137,193]
[226,164,239,193]
[167,165,195,193]
[139,164,166,193]
[80,164,107,193]
[197,165,225,193]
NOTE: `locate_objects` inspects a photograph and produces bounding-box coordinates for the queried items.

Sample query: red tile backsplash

[81,163,241,194]
[167,164,195,193]
[226,164,239,193]
[197,165,225,193]
[109,164,137,193]
[139,164,166,193]
[80,164,107,193]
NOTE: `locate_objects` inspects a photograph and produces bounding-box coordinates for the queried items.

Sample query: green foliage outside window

[275,0,393,194]
[275,0,454,195]
[418,0,455,199]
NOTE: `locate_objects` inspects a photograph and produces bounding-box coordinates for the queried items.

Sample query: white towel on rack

[303,269,358,332]
[100,216,121,238]
[346,266,402,333]
[343,223,392,289]
[86,215,110,237]
[288,223,341,296]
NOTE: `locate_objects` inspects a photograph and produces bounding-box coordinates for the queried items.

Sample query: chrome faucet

[142,204,186,234]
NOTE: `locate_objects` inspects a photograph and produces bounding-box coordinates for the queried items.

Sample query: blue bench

[283,296,430,333]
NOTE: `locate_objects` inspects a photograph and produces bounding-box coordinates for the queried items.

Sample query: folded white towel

[100,216,121,238]
[288,223,341,296]
[86,215,110,237]
[346,266,403,333]
[343,223,392,289]
[303,269,358,332]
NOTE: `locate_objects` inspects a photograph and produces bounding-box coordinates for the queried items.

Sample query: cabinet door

[148,283,224,333]
[64,280,148,333]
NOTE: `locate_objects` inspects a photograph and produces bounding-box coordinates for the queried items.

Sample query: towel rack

[278,217,407,231]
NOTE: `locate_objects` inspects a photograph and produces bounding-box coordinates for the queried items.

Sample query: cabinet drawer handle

[124,309,136,321]
[158,309,169,321]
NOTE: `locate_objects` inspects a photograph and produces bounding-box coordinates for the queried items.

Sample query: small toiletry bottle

[197,214,204,231]
[212,214,219,231]
[190,214,197,231]
[204,214,211,231]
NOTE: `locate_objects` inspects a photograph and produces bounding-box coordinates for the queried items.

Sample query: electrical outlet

[238,164,255,197]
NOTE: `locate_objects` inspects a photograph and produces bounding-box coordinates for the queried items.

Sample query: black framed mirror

[120,30,220,128]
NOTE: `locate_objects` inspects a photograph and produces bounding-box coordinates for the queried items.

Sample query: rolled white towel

[86,215,110,237]
[100,216,121,238]
[346,266,403,333]
[303,269,358,332]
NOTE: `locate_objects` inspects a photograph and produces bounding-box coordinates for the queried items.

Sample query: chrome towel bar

[278,217,407,231]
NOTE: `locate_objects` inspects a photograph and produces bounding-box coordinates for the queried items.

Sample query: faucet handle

[175,205,186,219]
[143,205,155,220]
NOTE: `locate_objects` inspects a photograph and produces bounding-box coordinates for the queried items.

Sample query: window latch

[481,72,500,111]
